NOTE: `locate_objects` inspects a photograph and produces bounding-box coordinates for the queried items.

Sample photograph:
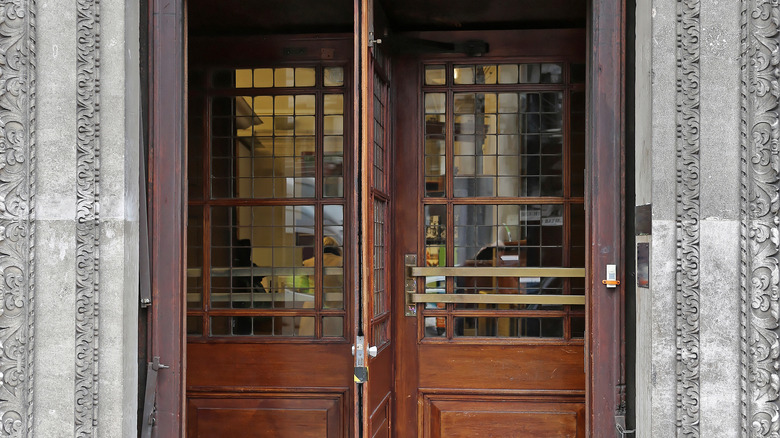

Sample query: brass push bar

[410,293,585,305]
[404,254,587,316]
[408,266,586,278]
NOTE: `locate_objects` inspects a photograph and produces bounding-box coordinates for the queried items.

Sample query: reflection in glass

[425,317,446,337]
[190,63,349,339]
[210,316,316,337]
[570,91,586,197]
[454,65,475,84]
[454,317,564,338]
[418,62,586,341]
[323,317,344,337]
[187,316,202,336]
[210,91,346,199]
[425,65,446,85]
[373,200,388,316]
[424,204,447,266]
[445,91,564,198]
[425,96,446,196]
[187,206,203,309]
[203,201,344,335]
[324,66,344,86]
[253,68,273,87]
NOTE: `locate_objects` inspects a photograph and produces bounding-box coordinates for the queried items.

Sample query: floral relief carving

[676,0,701,436]
[74,0,100,436]
[742,0,780,436]
[0,0,35,436]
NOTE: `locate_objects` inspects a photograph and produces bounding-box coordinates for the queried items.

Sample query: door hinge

[141,356,169,438]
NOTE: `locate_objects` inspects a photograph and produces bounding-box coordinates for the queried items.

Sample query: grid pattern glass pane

[424,93,446,197]
[373,200,387,316]
[373,72,387,191]
[187,206,203,309]
[188,65,349,339]
[570,91,586,197]
[419,62,584,340]
[454,317,564,338]
[452,92,563,197]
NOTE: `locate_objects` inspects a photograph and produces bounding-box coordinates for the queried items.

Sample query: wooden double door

[183,10,620,437]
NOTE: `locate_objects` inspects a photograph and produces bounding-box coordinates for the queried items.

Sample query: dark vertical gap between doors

[624,0,637,430]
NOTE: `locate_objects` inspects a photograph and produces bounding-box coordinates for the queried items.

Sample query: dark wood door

[184,36,356,438]
[392,29,588,437]
[357,1,394,436]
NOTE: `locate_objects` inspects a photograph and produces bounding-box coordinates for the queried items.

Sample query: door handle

[352,345,379,357]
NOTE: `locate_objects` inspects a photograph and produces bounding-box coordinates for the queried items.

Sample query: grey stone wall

[639,0,780,436]
[32,0,139,436]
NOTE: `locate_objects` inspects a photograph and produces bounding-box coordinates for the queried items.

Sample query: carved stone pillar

[30,0,140,436]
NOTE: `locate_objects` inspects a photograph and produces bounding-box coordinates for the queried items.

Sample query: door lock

[603,264,620,288]
[405,254,418,316]
[352,344,378,358]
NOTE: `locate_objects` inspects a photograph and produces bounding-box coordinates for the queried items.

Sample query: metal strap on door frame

[404,254,586,315]
[141,356,169,438]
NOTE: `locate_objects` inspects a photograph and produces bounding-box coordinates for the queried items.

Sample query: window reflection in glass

[418,62,585,340]
[451,92,564,198]
[189,64,349,338]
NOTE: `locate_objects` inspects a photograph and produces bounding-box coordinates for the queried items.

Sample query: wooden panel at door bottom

[423,395,585,438]
[187,393,345,438]
[187,343,353,388]
[419,344,585,391]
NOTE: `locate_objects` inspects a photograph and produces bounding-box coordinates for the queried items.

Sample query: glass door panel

[188,66,349,339]
[416,62,585,341]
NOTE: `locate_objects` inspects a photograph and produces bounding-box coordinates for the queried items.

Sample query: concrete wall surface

[32,0,140,436]
[637,0,772,436]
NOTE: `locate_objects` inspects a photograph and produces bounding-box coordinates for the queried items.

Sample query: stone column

[32,0,140,436]
[639,0,768,436]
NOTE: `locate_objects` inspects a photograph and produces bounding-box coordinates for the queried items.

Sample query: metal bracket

[604,264,618,289]
[354,335,368,384]
[615,387,635,437]
[368,31,383,47]
[404,254,417,316]
[141,356,169,438]
[615,414,636,437]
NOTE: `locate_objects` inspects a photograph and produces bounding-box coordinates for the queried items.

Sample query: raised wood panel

[187,343,353,389]
[369,393,391,438]
[368,347,393,409]
[419,344,585,391]
[188,394,343,438]
[424,396,584,438]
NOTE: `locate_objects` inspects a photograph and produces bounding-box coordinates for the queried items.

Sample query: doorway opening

[154,1,626,436]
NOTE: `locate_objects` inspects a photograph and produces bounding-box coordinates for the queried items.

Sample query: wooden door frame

[146,0,625,435]
[148,0,186,436]
[586,0,626,435]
